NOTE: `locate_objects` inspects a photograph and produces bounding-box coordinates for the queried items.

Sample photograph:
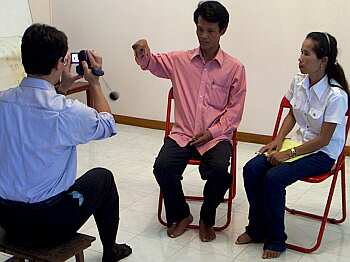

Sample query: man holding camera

[0,24,131,261]
[132,1,246,242]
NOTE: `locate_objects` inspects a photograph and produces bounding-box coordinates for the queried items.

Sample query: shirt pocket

[307,107,324,130]
[206,82,230,110]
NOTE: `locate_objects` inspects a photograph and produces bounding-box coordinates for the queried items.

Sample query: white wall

[0,0,32,36]
[28,0,51,24]
[51,0,350,137]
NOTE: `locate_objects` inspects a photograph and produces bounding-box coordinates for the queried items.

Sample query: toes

[199,223,216,242]
[167,224,176,237]
[262,250,280,259]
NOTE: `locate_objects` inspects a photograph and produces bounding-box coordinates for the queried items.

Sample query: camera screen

[71,53,79,64]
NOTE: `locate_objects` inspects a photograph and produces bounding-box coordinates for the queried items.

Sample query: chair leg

[286,168,347,224]
[157,192,167,227]
[286,174,339,253]
[75,251,85,262]
[329,164,347,224]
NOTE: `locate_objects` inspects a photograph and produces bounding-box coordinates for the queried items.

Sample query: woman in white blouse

[236,32,349,259]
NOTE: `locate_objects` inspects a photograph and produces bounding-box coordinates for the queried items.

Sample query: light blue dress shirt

[0,77,117,203]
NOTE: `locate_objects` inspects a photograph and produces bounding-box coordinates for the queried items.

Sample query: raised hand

[132,39,150,59]
[58,52,82,94]
[81,50,103,86]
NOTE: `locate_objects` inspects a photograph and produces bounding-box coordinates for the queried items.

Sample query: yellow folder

[265,139,309,162]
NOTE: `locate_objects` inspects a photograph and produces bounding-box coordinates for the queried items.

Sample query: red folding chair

[272,96,349,253]
[157,88,237,230]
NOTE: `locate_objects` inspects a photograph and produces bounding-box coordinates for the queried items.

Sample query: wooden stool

[0,227,95,262]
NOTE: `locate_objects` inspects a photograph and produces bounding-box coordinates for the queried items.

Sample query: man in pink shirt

[132,1,246,242]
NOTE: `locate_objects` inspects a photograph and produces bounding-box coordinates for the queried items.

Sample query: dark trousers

[0,168,119,255]
[153,137,232,227]
[243,152,335,252]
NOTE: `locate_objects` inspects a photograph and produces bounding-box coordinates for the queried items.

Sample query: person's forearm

[293,137,327,156]
[293,122,336,156]
[89,83,111,113]
[275,111,296,141]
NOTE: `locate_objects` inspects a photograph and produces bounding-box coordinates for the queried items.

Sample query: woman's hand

[267,150,290,165]
[258,139,283,155]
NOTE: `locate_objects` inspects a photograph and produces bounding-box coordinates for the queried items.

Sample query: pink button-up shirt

[136,47,246,154]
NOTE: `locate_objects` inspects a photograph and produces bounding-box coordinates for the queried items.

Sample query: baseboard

[114,114,350,156]
[114,115,165,130]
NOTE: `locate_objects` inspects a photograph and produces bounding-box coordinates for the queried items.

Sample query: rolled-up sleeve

[58,99,117,146]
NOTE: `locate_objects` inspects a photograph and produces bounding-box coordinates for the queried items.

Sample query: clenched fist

[132,39,150,59]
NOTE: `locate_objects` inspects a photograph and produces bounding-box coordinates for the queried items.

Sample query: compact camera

[71,50,104,76]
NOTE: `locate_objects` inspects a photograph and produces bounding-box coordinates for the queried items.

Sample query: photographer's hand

[82,50,111,113]
[81,50,102,87]
[58,52,82,94]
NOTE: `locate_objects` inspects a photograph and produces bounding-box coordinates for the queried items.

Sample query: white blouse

[285,74,348,160]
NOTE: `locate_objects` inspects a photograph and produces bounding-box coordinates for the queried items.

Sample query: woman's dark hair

[21,23,68,75]
[306,32,349,99]
[193,1,229,32]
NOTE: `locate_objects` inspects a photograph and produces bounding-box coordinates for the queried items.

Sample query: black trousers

[0,168,119,254]
[153,138,232,227]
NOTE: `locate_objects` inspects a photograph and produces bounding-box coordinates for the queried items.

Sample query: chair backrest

[164,88,174,138]
[273,96,350,169]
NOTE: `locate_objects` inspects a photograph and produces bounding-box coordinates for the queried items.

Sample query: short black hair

[193,1,229,32]
[21,23,68,75]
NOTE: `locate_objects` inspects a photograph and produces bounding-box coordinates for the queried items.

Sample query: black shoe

[103,243,132,261]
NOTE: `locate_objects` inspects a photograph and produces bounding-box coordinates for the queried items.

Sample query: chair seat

[188,159,201,165]
[301,172,333,183]
[0,227,95,261]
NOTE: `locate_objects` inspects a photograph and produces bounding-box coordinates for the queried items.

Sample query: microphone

[101,77,119,101]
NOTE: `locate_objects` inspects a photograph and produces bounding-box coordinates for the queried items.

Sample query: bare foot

[167,223,177,237]
[262,249,281,259]
[235,232,253,245]
[168,214,193,238]
[199,221,216,242]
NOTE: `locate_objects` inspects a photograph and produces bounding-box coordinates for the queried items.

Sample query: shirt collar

[20,77,55,91]
[298,74,329,100]
[190,47,224,67]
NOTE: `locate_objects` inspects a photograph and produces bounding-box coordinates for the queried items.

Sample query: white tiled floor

[1,124,350,261]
